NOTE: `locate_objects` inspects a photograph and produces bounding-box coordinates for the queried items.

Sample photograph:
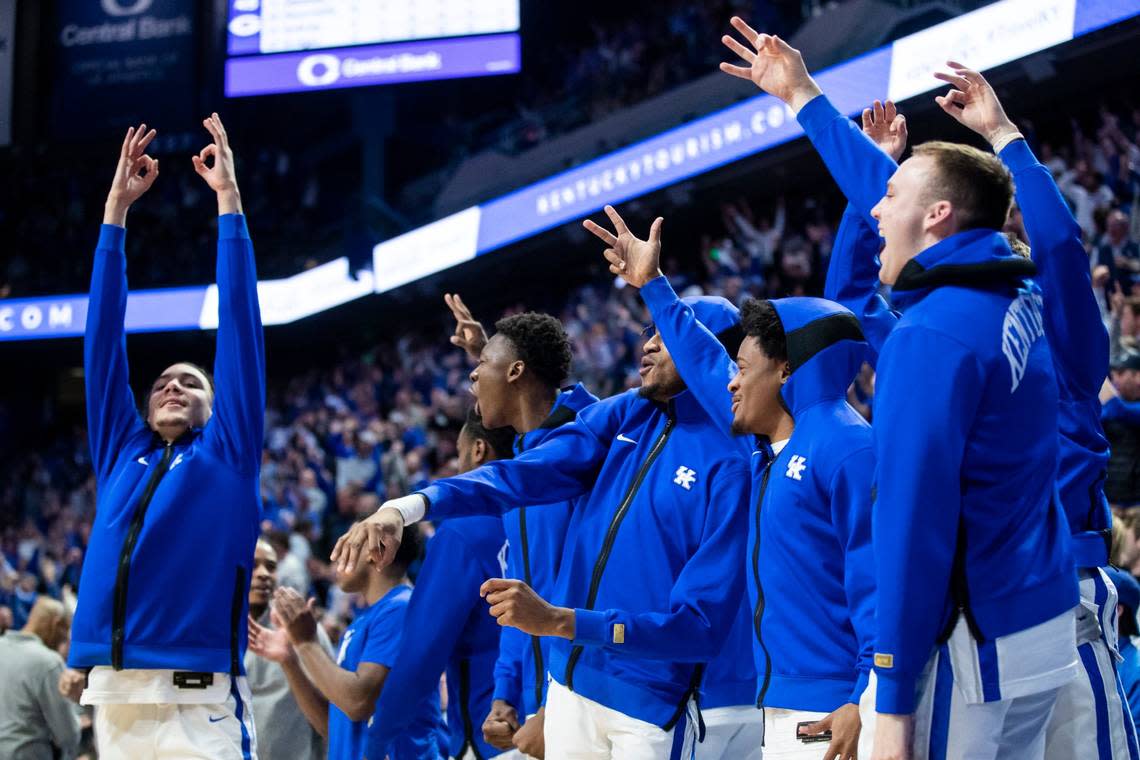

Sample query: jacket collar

[892,229,1036,309]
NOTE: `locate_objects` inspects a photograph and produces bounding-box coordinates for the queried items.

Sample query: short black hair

[493,312,572,389]
[741,299,787,360]
[394,523,424,572]
[460,408,516,461]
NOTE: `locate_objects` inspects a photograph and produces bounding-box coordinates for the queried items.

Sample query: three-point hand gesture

[933,62,1018,147]
[104,123,159,226]
[582,205,664,289]
[193,112,243,214]
[719,17,821,112]
[862,100,909,162]
[444,293,489,362]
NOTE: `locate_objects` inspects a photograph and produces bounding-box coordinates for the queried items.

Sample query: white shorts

[544,679,696,760]
[93,677,258,760]
[1045,568,1140,760]
[695,705,763,760]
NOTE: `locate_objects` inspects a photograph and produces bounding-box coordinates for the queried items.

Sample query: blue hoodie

[71,216,265,674]
[417,300,751,728]
[367,516,506,760]
[496,383,598,718]
[876,231,1076,712]
[802,94,1113,569]
[641,276,877,713]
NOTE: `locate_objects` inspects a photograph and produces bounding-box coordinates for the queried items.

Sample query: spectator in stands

[1110,290,1140,362]
[1103,353,1140,508]
[1098,209,1140,294]
[0,604,12,634]
[245,538,332,760]
[268,529,310,595]
[1060,158,1116,239]
[12,572,38,630]
[0,597,80,760]
[1113,513,1140,577]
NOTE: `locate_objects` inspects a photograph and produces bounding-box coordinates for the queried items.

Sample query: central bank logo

[101,0,153,16]
[297,54,341,87]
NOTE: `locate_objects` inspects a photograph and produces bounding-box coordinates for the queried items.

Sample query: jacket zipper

[518,506,545,711]
[112,442,174,670]
[565,416,676,690]
[458,658,484,760]
[753,461,774,707]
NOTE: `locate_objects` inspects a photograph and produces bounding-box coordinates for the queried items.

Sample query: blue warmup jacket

[642,277,877,713]
[71,217,265,673]
[496,383,598,718]
[804,95,1113,569]
[799,94,1079,712]
[368,516,506,760]
[418,322,750,726]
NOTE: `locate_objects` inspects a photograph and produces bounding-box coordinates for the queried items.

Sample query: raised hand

[862,100,908,162]
[582,205,663,289]
[933,62,1018,146]
[444,293,489,361]
[192,112,243,214]
[248,613,294,663]
[104,123,159,226]
[719,17,821,112]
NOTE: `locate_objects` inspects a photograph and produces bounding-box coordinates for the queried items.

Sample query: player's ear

[780,361,791,383]
[507,360,525,384]
[472,438,489,467]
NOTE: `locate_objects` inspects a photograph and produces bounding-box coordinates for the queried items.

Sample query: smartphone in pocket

[796,721,832,744]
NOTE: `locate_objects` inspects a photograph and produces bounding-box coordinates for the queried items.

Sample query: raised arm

[195,114,266,472]
[582,205,749,457]
[822,102,908,362]
[719,17,896,229]
[934,62,1109,397]
[331,397,621,574]
[86,125,158,481]
[480,457,751,661]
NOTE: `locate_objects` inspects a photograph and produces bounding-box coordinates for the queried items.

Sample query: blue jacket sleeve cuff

[795,93,842,139]
[98,224,126,251]
[416,485,441,517]
[873,668,919,714]
[218,213,250,240]
[849,669,870,705]
[571,609,610,647]
[493,676,521,709]
[997,138,1035,173]
[640,275,679,315]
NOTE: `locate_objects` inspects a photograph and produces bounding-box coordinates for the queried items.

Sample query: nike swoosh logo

[208,715,226,723]
[616,434,638,444]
